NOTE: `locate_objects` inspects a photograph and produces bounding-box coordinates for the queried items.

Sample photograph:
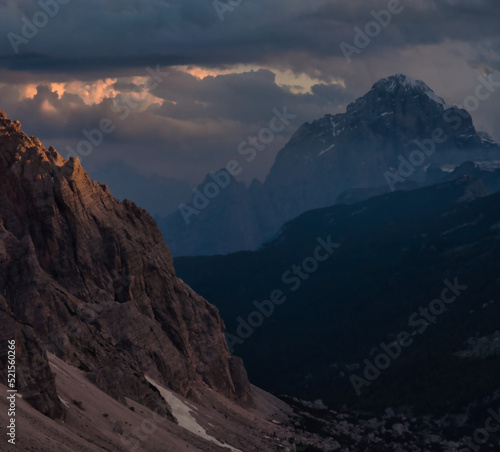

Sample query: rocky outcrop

[0,306,63,419]
[0,110,250,418]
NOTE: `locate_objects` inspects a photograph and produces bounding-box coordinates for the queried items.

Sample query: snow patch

[145,376,242,452]
[474,160,500,171]
[479,135,497,144]
[377,74,453,109]
[319,144,335,156]
[439,164,458,173]
[330,117,343,137]
[58,396,70,408]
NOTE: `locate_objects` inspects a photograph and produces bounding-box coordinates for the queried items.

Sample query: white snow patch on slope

[58,396,70,408]
[439,164,457,173]
[319,144,335,155]
[145,375,242,452]
[475,160,500,171]
[380,75,453,109]
[330,117,344,137]
[480,135,497,144]
[424,89,454,110]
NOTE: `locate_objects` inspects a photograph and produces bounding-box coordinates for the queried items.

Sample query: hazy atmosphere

[2,1,500,451]
[1,0,499,187]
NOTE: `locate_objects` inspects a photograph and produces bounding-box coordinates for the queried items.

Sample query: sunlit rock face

[0,109,251,419]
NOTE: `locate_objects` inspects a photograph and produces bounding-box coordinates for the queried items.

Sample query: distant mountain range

[2,82,500,449]
[159,74,500,256]
[175,176,500,416]
[4,107,487,452]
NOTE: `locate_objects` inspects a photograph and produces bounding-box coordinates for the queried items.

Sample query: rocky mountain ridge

[0,109,250,423]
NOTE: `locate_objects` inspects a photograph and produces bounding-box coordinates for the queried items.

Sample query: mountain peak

[375,73,421,89]
[371,73,450,108]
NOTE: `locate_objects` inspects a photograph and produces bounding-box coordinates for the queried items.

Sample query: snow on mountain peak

[374,74,452,109]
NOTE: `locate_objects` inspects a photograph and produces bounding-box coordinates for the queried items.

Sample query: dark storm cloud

[112,81,145,93]
[151,68,353,123]
[0,0,499,78]
[311,83,354,104]
[0,0,499,191]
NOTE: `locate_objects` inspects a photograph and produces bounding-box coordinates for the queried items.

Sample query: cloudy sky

[0,0,499,209]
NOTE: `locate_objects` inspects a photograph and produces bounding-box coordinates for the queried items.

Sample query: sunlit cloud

[19,84,38,100]
[176,64,345,94]
[41,99,57,114]
[14,76,166,113]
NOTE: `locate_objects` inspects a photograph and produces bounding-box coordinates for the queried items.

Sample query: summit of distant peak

[375,73,422,89]
[371,74,451,108]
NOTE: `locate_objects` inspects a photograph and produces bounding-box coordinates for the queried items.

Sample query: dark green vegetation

[175,177,500,416]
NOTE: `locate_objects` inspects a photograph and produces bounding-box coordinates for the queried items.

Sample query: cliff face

[0,110,250,419]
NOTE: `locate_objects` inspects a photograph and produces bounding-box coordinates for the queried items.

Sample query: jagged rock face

[0,307,63,419]
[0,110,250,418]
[159,74,500,256]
